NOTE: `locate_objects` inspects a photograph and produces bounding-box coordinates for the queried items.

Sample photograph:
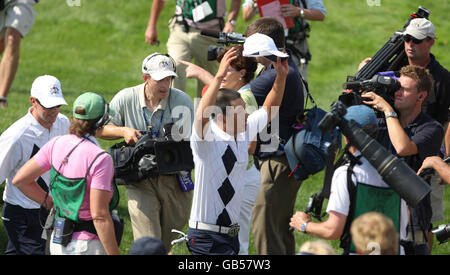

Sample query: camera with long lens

[318,101,431,207]
[432,223,450,244]
[340,74,401,108]
[108,123,194,185]
[201,29,246,61]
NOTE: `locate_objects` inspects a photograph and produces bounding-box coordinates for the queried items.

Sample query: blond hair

[299,240,336,255]
[350,212,398,255]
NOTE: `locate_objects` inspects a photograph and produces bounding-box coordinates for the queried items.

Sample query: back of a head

[214,88,242,118]
[350,212,398,255]
[298,240,336,255]
[245,17,285,49]
[129,236,167,255]
[344,105,379,139]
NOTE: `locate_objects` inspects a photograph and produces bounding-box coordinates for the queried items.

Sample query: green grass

[0,0,449,255]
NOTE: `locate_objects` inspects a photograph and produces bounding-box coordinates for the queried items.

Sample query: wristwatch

[300,221,309,233]
[385,111,398,119]
[228,19,237,26]
[300,8,305,18]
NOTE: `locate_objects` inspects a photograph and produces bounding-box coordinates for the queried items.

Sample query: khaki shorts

[0,0,36,38]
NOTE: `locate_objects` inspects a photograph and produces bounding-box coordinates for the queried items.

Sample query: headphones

[94,97,111,129]
[142,53,177,74]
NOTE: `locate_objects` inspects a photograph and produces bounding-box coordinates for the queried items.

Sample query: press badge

[192,1,213,22]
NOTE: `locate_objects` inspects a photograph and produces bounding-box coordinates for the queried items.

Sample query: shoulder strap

[300,0,308,9]
[84,151,108,179]
[339,153,361,254]
[56,138,86,172]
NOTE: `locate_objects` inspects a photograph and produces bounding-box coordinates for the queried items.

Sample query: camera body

[340,74,400,108]
[432,223,450,244]
[108,123,194,185]
[203,30,246,61]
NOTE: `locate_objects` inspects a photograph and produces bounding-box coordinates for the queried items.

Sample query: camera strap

[143,108,165,138]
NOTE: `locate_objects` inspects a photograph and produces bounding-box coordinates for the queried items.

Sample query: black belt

[74,219,97,235]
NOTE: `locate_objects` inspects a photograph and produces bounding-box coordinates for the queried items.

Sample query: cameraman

[362,65,443,251]
[145,0,242,97]
[242,0,326,80]
[290,105,408,255]
[359,19,450,235]
[100,53,194,252]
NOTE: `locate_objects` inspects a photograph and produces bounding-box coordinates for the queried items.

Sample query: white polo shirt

[190,108,268,226]
[0,108,69,209]
[326,152,408,249]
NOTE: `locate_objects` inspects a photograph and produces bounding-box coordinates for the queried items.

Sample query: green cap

[72,92,114,120]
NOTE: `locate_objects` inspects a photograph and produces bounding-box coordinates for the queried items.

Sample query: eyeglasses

[403,35,428,44]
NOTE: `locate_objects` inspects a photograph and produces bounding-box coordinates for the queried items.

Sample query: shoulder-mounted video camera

[340,74,401,108]
[108,123,194,185]
[340,6,430,108]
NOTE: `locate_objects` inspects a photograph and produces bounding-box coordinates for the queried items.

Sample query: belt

[189,221,240,238]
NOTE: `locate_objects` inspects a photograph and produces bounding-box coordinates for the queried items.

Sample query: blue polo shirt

[250,56,304,157]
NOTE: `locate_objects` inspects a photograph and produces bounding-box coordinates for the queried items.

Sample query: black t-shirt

[423,54,450,125]
[250,56,304,157]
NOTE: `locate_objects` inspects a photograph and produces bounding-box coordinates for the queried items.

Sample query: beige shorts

[0,0,36,38]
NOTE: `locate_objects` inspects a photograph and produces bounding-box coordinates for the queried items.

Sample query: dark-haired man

[188,46,289,255]
[245,17,304,255]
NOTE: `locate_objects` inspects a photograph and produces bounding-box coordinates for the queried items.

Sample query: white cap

[30,75,67,108]
[403,18,436,40]
[243,33,289,59]
[142,53,178,81]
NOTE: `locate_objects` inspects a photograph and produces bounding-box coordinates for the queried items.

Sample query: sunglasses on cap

[403,35,429,44]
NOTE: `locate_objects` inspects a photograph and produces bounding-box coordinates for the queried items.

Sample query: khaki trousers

[251,155,302,255]
[167,18,219,98]
[126,175,192,251]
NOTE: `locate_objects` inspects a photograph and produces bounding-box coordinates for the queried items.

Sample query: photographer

[242,0,326,80]
[289,105,408,255]
[359,19,450,238]
[145,0,242,97]
[362,65,443,251]
[100,53,194,252]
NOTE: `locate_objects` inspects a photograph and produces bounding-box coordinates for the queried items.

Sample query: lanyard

[143,108,165,138]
